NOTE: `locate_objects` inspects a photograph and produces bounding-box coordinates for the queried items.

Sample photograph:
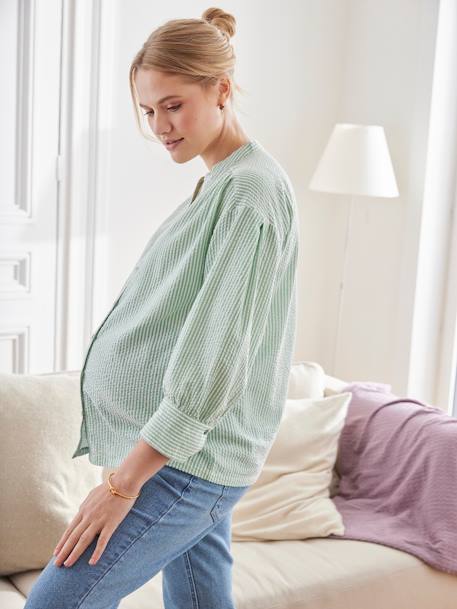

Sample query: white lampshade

[309,123,399,197]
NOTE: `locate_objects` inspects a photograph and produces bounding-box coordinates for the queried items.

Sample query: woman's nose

[152,117,171,138]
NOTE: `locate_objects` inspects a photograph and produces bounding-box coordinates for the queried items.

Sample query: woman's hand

[53,478,139,568]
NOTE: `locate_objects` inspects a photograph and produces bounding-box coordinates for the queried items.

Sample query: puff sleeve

[139,202,282,461]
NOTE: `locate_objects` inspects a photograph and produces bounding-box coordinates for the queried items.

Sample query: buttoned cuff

[139,397,211,462]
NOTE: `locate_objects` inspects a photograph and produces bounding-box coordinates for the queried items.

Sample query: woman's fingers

[54,521,93,567]
[52,482,136,569]
[53,510,83,556]
[62,526,100,568]
[88,528,114,565]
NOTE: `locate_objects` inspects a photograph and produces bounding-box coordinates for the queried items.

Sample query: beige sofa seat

[6,536,457,609]
[0,578,26,609]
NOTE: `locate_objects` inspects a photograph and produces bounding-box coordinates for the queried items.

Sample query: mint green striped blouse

[72,139,299,486]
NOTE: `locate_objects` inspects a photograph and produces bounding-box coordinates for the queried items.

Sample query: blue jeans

[24,464,250,609]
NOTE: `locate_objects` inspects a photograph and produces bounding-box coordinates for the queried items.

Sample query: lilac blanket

[328,382,457,575]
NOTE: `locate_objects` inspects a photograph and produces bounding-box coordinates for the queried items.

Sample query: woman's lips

[165,138,184,150]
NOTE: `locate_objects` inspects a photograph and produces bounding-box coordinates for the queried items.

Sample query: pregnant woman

[25,6,299,609]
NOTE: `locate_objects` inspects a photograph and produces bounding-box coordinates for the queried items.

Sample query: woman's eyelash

[143,104,181,116]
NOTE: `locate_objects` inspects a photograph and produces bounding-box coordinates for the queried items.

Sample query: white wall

[319,0,440,397]
[88,0,451,403]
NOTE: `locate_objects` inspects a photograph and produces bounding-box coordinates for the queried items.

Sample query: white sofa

[2,366,457,609]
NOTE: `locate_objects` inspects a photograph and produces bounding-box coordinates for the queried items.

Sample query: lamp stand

[332,195,355,375]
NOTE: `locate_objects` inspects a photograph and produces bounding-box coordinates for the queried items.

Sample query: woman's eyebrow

[139,95,182,109]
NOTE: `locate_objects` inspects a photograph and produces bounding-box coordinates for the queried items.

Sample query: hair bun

[202,7,236,39]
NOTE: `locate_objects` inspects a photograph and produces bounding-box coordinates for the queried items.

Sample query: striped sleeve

[139,202,282,461]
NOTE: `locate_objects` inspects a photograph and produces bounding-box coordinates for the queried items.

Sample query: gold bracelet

[107,472,140,500]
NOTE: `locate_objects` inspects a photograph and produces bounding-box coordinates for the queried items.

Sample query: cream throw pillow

[287,361,325,399]
[231,392,351,541]
[287,360,343,485]
[0,372,103,576]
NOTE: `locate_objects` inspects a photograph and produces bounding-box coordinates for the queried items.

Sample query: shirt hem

[165,458,255,487]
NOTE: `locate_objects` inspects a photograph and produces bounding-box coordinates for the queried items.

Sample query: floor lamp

[308,123,399,375]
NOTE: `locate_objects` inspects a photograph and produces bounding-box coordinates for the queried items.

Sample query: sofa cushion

[11,536,455,609]
[0,372,103,576]
[287,361,325,399]
[0,576,26,608]
[231,392,351,541]
[280,360,341,495]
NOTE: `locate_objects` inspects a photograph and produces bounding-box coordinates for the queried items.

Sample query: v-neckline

[188,140,260,205]
[190,176,205,204]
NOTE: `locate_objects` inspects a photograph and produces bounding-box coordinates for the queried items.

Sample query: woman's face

[134,68,224,163]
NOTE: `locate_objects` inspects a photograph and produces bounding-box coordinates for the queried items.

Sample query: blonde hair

[129,7,246,142]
